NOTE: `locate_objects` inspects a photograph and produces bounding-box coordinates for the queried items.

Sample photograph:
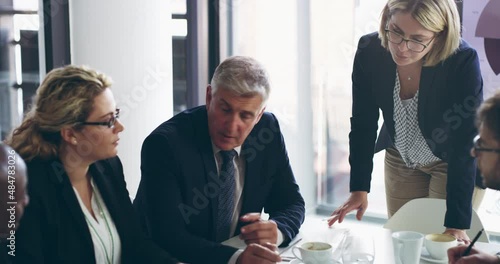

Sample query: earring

[73,139,77,145]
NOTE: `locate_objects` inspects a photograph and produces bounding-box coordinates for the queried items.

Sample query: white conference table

[274,214,500,264]
[277,215,394,263]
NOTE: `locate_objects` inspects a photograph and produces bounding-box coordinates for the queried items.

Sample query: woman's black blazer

[349,32,483,229]
[11,156,177,264]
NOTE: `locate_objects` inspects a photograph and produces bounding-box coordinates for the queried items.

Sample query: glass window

[228,0,389,217]
[0,0,39,140]
[171,0,188,114]
[225,1,500,232]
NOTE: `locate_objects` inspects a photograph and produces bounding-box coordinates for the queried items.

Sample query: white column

[69,0,172,198]
[296,0,315,210]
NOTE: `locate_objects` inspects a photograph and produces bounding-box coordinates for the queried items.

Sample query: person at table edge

[328,0,483,243]
[448,91,500,263]
[133,56,305,264]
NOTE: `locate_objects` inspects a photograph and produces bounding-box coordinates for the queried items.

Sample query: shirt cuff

[277,230,284,246]
[227,231,285,264]
[228,249,244,264]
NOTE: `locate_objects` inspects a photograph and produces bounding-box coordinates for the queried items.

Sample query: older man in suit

[134,56,305,264]
[0,143,29,263]
[448,92,500,263]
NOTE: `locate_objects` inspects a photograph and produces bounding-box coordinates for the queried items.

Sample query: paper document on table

[221,233,304,251]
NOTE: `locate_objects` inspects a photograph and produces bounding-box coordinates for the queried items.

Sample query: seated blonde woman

[7,65,177,264]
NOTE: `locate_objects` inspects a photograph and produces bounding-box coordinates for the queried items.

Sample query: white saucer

[420,247,448,263]
[289,259,339,264]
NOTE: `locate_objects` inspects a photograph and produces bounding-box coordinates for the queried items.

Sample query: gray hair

[210,56,270,104]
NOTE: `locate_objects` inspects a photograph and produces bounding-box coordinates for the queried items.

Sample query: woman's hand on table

[327,191,368,226]
[445,228,471,244]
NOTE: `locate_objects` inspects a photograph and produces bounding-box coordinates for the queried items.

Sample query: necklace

[84,186,115,264]
[96,191,115,264]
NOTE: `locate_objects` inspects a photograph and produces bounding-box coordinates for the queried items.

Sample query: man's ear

[255,106,266,124]
[60,126,78,145]
[206,85,212,107]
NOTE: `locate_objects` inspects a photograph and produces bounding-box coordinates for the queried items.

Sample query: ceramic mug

[292,241,333,264]
[424,233,457,260]
[392,231,424,264]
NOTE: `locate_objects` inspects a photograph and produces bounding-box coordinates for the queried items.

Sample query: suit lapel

[47,160,94,251]
[193,108,220,240]
[377,51,397,118]
[418,66,437,134]
[90,161,124,237]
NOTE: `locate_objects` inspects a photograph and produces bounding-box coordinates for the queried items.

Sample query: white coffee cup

[392,231,424,264]
[292,241,333,264]
[424,233,457,260]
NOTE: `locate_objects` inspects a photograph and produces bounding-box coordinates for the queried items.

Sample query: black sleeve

[444,47,483,229]
[349,35,380,192]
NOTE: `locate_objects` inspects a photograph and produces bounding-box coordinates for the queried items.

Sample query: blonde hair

[379,0,461,66]
[7,65,112,161]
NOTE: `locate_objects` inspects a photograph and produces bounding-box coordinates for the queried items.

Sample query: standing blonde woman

[329,0,483,243]
[7,65,177,263]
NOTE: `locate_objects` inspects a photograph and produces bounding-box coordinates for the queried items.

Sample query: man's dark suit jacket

[349,32,483,229]
[11,157,176,264]
[133,106,305,264]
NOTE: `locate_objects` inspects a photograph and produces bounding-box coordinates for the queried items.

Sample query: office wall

[69,0,173,198]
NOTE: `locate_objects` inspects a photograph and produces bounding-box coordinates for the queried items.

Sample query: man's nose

[226,115,241,132]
